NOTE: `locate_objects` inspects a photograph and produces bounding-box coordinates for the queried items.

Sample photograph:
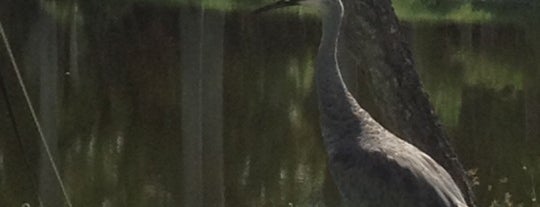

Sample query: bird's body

[255,0,469,206]
[325,102,467,207]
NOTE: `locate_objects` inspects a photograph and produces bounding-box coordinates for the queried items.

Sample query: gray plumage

[255,0,468,206]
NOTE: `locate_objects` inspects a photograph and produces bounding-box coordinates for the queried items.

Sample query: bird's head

[253,0,341,14]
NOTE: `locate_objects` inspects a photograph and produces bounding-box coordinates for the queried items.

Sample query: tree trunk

[339,0,476,205]
[200,10,225,207]
[68,3,81,91]
[25,10,66,207]
[180,4,225,207]
[180,4,204,207]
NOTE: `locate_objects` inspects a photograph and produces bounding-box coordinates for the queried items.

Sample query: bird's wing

[327,134,467,207]
[382,136,467,206]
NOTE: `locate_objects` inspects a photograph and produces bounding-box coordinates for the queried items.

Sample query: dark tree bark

[338,0,476,206]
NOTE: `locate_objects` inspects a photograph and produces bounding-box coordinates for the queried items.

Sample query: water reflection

[413,23,540,206]
[0,0,539,207]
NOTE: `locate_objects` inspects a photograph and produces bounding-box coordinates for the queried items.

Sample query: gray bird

[254,0,469,206]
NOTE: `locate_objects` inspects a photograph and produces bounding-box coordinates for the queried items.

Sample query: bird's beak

[253,0,300,14]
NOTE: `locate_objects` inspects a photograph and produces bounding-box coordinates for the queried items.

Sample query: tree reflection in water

[0,1,539,207]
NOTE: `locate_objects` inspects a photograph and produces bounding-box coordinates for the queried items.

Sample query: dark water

[0,1,539,207]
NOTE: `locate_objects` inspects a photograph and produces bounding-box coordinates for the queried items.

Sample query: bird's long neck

[316,2,365,144]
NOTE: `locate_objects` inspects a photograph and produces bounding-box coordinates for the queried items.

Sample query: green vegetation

[393,0,540,23]
[457,51,524,90]
[393,0,493,23]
